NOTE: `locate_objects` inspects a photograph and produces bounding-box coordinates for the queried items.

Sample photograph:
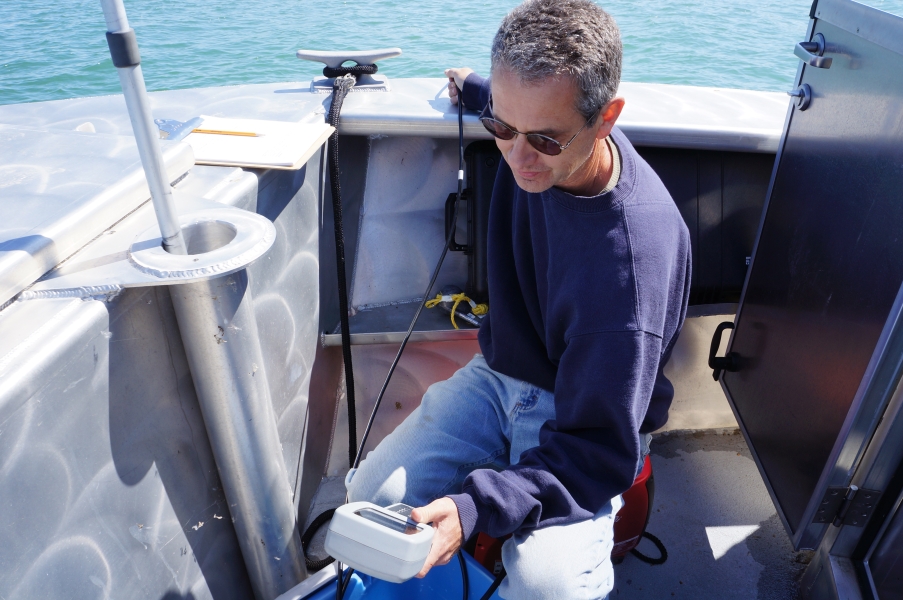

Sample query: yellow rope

[423,295,445,309]
[424,293,489,329]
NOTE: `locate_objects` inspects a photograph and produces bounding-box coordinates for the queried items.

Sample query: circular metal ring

[128,207,276,281]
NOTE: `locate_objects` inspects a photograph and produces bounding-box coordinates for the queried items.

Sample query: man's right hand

[444,68,474,106]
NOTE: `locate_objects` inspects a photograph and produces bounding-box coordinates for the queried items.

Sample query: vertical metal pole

[99,0,186,254]
[99,2,305,597]
[169,273,306,599]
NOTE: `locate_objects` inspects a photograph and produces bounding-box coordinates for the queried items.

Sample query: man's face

[490,68,609,194]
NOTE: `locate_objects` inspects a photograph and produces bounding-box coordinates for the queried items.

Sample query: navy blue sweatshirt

[448,74,692,540]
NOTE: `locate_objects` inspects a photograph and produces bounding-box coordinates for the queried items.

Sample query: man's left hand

[410,497,464,578]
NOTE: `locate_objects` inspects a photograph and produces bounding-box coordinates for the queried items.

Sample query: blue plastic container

[303,552,502,600]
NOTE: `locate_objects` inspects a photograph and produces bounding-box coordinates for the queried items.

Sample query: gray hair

[490,0,622,124]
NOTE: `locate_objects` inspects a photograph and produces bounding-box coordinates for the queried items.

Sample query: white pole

[99,0,187,255]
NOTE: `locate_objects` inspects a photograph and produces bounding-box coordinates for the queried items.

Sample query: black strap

[630,531,668,565]
[105,30,140,68]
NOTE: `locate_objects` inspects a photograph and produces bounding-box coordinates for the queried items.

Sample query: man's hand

[410,497,464,578]
[444,68,474,106]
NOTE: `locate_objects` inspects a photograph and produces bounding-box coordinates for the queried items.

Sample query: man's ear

[595,97,626,140]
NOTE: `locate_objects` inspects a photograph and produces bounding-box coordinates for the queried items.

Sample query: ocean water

[2,0,903,106]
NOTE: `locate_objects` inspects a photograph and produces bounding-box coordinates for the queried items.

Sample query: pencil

[191,128,264,137]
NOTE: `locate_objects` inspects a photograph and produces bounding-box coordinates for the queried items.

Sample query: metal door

[717,0,903,550]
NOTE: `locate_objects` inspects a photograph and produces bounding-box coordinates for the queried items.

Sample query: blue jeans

[346,355,621,600]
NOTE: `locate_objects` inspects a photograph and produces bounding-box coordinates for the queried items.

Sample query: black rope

[630,531,668,565]
[302,64,381,576]
[323,63,378,79]
[300,508,336,572]
[327,73,360,469]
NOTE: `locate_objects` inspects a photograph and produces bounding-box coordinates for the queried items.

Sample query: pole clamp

[106,29,141,68]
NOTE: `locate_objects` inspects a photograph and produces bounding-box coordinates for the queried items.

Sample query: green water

[2,0,903,106]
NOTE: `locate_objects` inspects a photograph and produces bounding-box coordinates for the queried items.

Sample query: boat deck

[302,430,809,599]
[615,431,809,599]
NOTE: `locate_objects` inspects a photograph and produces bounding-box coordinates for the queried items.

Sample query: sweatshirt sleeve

[448,329,663,540]
[462,72,491,112]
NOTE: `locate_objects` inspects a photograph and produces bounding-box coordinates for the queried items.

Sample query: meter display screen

[355,508,420,535]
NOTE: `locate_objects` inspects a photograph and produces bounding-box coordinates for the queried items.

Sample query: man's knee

[500,537,614,600]
[498,500,619,600]
[344,462,410,507]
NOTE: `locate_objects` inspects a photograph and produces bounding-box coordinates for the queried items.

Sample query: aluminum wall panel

[250,157,323,506]
[349,136,467,310]
[0,293,252,600]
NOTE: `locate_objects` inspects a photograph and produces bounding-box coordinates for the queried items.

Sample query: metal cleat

[296,47,402,93]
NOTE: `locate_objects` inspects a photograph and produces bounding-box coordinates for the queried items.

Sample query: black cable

[458,551,469,600]
[336,566,355,600]
[352,83,466,471]
[327,72,361,469]
[479,567,506,600]
[630,531,668,565]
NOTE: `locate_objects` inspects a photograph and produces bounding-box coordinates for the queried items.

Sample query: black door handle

[794,33,832,69]
[709,321,740,381]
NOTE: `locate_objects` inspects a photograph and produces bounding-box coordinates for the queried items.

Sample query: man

[347,1,690,597]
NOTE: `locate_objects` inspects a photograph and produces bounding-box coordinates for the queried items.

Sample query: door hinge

[813,486,881,527]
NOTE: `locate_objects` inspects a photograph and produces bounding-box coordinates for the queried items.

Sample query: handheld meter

[324,501,435,583]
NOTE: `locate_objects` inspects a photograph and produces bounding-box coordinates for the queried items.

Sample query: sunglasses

[479,97,599,156]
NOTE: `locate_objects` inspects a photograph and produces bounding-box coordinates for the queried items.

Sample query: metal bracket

[813,486,848,524]
[813,486,881,527]
[445,191,469,253]
[842,488,881,527]
[17,171,275,302]
[155,117,204,141]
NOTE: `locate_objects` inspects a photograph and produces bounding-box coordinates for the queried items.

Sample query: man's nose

[507,133,539,168]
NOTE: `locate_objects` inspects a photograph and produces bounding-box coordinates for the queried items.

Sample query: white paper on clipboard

[183,116,333,170]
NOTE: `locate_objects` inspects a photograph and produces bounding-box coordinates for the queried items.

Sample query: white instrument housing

[324,502,434,583]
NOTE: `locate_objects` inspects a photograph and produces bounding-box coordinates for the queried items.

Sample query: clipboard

[183,116,333,170]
